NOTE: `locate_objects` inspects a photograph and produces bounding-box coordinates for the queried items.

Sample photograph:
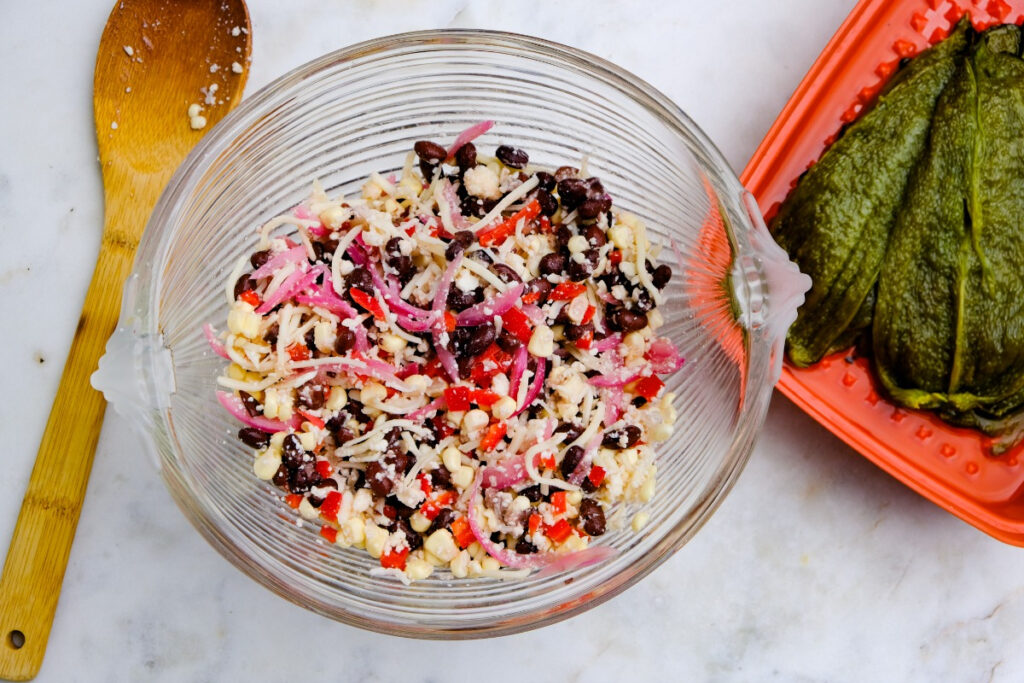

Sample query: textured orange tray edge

[740,0,1024,545]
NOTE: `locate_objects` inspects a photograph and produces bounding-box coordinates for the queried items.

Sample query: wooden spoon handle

[0,203,143,681]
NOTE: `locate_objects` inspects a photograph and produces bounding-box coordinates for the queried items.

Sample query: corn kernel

[319,205,346,229]
[567,235,588,254]
[649,422,674,442]
[297,498,319,520]
[227,302,260,338]
[270,431,287,448]
[442,446,464,473]
[298,431,317,451]
[409,511,432,533]
[528,325,554,358]
[313,321,335,352]
[480,556,500,572]
[253,450,282,480]
[492,396,517,420]
[632,511,650,532]
[640,475,656,502]
[462,409,489,435]
[325,386,347,412]
[362,180,383,200]
[608,225,633,250]
[561,533,588,552]
[262,388,281,419]
[405,374,430,395]
[452,466,474,489]
[450,550,470,578]
[648,308,664,330]
[360,381,387,405]
[405,557,433,581]
[424,529,459,562]
[380,333,407,355]
[364,522,388,558]
[339,516,365,547]
[566,490,583,507]
[227,363,246,380]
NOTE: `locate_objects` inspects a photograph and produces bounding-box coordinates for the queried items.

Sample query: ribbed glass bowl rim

[136,29,773,638]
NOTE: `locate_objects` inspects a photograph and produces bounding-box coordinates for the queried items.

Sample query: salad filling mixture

[208,123,684,581]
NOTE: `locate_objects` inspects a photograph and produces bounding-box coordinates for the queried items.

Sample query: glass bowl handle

[90,273,175,470]
[740,189,811,385]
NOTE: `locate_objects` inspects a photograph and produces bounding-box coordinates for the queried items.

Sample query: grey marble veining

[2,1,1024,681]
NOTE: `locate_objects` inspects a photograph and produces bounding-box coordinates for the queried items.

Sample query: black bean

[428,508,455,536]
[446,230,475,261]
[311,241,328,264]
[384,236,403,260]
[385,450,413,475]
[496,329,522,353]
[393,517,423,551]
[419,160,440,181]
[317,477,340,491]
[583,224,607,247]
[472,249,493,264]
[414,140,447,164]
[392,255,415,281]
[554,166,578,182]
[560,445,585,478]
[460,195,488,218]
[555,225,573,251]
[281,434,306,469]
[334,327,355,354]
[289,462,318,494]
[238,427,269,449]
[579,499,606,536]
[524,277,553,304]
[429,466,452,490]
[346,266,373,293]
[579,197,607,220]
[519,484,543,502]
[389,499,416,520]
[455,142,477,170]
[515,538,538,554]
[464,323,496,357]
[490,531,503,544]
[238,391,260,417]
[457,355,474,379]
[557,178,589,211]
[568,252,597,281]
[581,477,598,494]
[446,288,476,311]
[385,426,403,449]
[585,177,605,196]
[496,145,529,168]
[613,308,647,333]
[265,323,279,345]
[539,252,567,276]
[554,422,584,442]
[564,322,593,342]
[652,264,673,289]
[535,189,558,217]
[491,263,522,284]
[365,461,394,497]
[333,426,355,445]
[304,328,317,351]
[534,171,556,192]
[633,288,654,313]
[381,504,398,521]
[250,249,271,269]
[632,396,648,408]
[233,273,254,299]
[602,425,641,449]
[272,464,290,487]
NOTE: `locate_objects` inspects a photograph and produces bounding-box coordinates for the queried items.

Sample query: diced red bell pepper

[285,494,303,509]
[287,343,311,362]
[477,199,541,247]
[350,288,385,319]
[528,513,542,536]
[380,546,410,570]
[417,472,433,497]
[580,305,596,325]
[551,491,567,515]
[239,289,261,307]
[297,409,325,430]
[545,519,573,544]
[537,453,556,470]
[420,490,458,521]
[538,216,552,233]
[575,329,593,350]
[549,281,586,301]
[469,389,500,407]
[634,375,665,400]
[501,307,534,344]
[479,421,507,451]
[422,357,444,378]
[521,290,542,305]
[319,490,343,521]
[608,250,622,267]
[444,311,457,332]
[450,516,475,548]
[470,344,512,384]
[319,525,338,543]
[431,415,455,440]
[314,460,334,478]
[588,466,606,487]
[444,385,472,412]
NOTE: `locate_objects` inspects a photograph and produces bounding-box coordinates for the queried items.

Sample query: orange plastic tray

[741,0,1024,545]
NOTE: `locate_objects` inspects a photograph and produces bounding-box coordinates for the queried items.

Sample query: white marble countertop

[3,0,1024,680]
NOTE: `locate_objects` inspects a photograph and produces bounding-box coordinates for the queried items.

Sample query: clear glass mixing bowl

[92,30,808,638]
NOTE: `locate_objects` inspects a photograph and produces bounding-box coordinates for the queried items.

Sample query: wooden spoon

[0,1,250,679]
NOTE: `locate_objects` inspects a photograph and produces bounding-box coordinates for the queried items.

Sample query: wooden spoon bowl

[0,1,250,679]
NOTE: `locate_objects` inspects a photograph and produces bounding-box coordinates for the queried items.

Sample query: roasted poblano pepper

[772,19,969,366]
